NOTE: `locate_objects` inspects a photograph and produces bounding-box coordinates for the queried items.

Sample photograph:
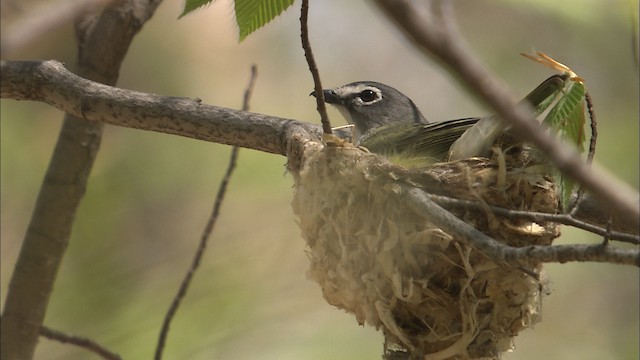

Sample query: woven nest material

[290,137,561,360]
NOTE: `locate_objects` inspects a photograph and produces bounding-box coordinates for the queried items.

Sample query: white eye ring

[355,87,382,105]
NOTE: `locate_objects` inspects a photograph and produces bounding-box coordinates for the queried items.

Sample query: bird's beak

[310,89,342,105]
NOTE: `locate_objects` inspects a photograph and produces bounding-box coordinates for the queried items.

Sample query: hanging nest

[290,136,561,360]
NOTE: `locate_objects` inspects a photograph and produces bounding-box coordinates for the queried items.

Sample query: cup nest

[290,137,560,360]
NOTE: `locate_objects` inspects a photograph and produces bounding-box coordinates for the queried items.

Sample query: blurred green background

[1,0,638,359]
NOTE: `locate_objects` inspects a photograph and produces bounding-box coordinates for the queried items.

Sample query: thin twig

[1,1,163,358]
[242,65,259,112]
[39,322,122,360]
[569,90,598,214]
[584,91,598,165]
[153,66,257,360]
[405,188,640,267]
[1,315,121,360]
[300,0,332,134]
[428,194,639,245]
[0,0,116,57]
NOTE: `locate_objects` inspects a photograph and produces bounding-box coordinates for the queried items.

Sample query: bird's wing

[358,74,567,167]
[449,74,567,160]
[360,118,479,165]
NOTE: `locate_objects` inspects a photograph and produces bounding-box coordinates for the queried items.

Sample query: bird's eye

[358,89,379,103]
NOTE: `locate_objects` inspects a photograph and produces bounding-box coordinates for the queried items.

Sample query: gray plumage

[322,81,429,142]
[318,75,565,165]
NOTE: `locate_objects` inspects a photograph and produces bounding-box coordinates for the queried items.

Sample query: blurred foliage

[1,0,638,359]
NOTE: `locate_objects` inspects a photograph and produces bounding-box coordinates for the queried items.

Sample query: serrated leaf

[543,81,586,151]
[543,81,587,210]
[235,0,295,41]
[180,0,216,18]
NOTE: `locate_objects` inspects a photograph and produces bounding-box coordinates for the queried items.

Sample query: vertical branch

[584,92,598,165]
[300,0,332,134]
[154,65,257,360]
[0,1,163,359]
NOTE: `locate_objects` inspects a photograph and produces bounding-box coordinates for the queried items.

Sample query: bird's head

[314,81,429,142]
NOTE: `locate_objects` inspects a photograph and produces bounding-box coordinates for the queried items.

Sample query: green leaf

[523,74,566,116]
[543,80,587,209]
[180,0,216,18]
[543,81,586,151]
[234,0,296,41]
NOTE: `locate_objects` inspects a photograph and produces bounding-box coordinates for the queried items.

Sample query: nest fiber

[291,139,560,360]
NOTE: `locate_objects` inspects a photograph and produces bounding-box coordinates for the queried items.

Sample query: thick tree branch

[373,0,639,229]
[0,59,319,158]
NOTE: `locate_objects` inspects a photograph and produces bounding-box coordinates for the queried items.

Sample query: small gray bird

[318,76,565,166]
[322,81,429,141]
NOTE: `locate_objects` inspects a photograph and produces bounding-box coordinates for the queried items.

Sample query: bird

[316,75,566,167]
